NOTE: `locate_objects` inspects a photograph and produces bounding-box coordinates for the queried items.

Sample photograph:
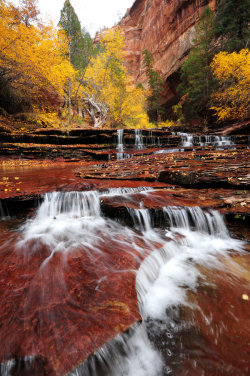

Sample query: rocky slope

[118,0,216,106]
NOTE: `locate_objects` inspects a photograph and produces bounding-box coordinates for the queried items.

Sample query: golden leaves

[83,28,148,127]
[0,1,74,109]
[210,49,250,121]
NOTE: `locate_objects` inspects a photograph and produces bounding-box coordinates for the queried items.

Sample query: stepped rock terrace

[0,125,249,375]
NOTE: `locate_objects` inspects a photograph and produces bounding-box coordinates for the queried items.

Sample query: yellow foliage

[210,49,250,121]
[158,120,176,128]
[0,1,75,108]
[83,28,148,127]
[33,107,62,128]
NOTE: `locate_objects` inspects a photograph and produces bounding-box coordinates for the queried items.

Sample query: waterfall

[117,129,124,151]
[37,191,101,218]
[136,207,243,321]
[148,130,156,146]
[68,201,243,376]
[116,129,124,160]
[116,129,134,159]
[177,132,194,147]
[176,133,235,149]
[163,206,229,238]
[135,129,144,150]
[101,186,153,196]
[199,135,235,148]
[128,208,153,233]
[2,190,245,376]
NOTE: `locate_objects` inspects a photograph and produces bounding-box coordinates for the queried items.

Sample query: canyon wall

[119,0,216,107]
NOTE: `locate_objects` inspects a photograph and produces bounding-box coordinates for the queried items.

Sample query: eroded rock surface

[114,0,216,104]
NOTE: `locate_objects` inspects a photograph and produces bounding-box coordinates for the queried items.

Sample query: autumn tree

[215,0,250,52]
[142,49,164,122]
[0,1,74,119]
[18,0,40,26]
[177,6,218,123]
[82,29,148,128]
[210,49,250,121]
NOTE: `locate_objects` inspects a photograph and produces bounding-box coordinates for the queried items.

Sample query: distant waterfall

[135,129,144,149]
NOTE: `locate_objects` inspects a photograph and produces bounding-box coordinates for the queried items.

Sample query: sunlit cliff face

[116,0,216,103]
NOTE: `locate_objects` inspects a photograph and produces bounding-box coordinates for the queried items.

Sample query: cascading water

[116,129,125,160]
[135,129,144,150]
[177,132,194,147]
[176,132,235,149]
[0,189,247,376]
[116,129,133,160]
[148,130,156,146]
[69,200,245,376]
[199,135,235,148]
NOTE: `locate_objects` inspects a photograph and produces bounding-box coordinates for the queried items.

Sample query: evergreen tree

[215,0,250,52]
[142,49,164,122]
[59,0,81,68]
[178,6,217,122]
[59,0,93,124]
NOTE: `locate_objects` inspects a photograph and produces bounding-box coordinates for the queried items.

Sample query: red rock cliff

[119,0,216,106]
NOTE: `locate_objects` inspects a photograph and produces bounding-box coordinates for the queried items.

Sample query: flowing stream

[0,188,248,375]
[115,130,236,160]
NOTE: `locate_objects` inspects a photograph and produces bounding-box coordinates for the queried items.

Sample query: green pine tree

[215,0,250,52]
[142,49,164,122]
[59,0,93,124]
[178,6,218,123]
[59,0,92,71]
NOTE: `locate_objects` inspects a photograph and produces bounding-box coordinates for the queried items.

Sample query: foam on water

[136,206,243,321]
[17,190,152,261]
[101,187,153,196]
[177,132,194,147]
[177,132,235,149]
[70,324,163,376]
[10,191,245,375]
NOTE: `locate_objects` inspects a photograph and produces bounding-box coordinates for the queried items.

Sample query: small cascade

[147,130,156,146]
[37,191,101,218]
[116,129,134,159]
[101,186,152,196]
[128,208,153,233]
[1,189,246,376]
[163,206,229,238]
[174,133,235,150]
[177,132,194,147]
[135,129,144,150]
[199,135,235,148]
[116,129,125,160]
[214,135,235,148]
[136,207,243,321]
[154,148,183,154]
[17,191,105,255]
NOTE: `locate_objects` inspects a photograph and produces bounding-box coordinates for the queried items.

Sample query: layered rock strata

[117,0,216,105]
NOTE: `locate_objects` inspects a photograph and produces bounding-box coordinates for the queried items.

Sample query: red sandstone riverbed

[0,154,249,376]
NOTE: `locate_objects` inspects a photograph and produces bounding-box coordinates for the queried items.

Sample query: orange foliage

[0,1,75,110]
